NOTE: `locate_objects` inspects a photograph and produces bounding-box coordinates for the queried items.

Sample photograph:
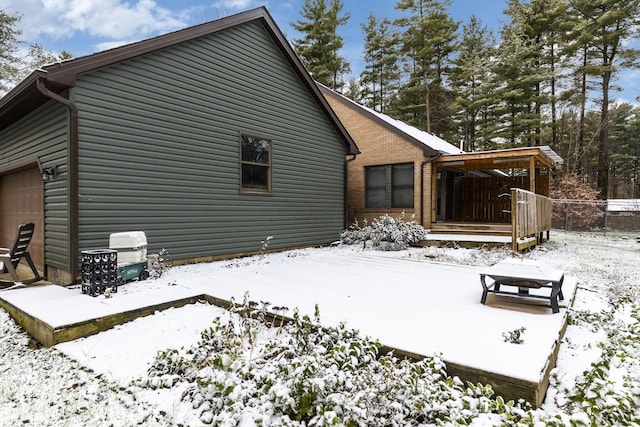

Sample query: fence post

[511,189,517,252]
[604,200,608,236]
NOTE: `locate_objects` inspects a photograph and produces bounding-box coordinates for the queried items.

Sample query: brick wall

[325,95,433,228]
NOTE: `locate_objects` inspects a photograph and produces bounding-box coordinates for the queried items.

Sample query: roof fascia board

[435,147,560,170]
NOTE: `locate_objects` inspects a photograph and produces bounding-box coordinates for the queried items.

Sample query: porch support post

[529,157,536,192]
[544,167,551,197]
[431,165,438,223]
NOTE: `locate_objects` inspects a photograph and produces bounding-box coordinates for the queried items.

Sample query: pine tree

[490,0,557,148]
[360,14,401,113]
[449,16,496,151]
[394,0,459,136]
[568,0,640,198]
[291,0,351,89]
[342,77,363,103]
[490,18,541,147]
[525,0,570,148]
[608,103,640,198]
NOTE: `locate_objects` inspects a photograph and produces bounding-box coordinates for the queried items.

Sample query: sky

[0,0,638,104]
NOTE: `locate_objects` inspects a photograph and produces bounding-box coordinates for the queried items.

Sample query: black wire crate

[81,249,118,296]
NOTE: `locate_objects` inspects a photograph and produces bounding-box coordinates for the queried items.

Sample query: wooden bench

[480,259,565,313]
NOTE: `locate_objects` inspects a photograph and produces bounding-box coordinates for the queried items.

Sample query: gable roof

[317,83,463,157]
[0,7,359,155]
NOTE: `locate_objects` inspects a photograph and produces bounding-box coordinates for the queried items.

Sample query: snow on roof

[319,83,464,155]
[607,199,640,212]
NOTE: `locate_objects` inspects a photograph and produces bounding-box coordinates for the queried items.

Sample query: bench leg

[480,275,489,304]
[550,286,561,314]
[481,289,488,304]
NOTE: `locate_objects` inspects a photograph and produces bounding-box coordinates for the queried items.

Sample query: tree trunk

[598,69,610,199]
[424,70,431,133]
[550,42,557,147]
[577,46,588,175]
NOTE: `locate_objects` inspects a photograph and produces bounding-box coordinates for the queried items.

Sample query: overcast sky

[1,0,637,104]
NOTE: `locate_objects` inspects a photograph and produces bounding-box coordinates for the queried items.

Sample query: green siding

[74,20,347,259]
[0,100,70,270]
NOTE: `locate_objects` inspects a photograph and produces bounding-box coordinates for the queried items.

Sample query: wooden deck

[1,268,577,409]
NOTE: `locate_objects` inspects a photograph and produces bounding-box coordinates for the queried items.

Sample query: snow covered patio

[0,247,577,407]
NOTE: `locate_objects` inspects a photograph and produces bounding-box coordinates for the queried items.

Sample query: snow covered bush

[552,301,640,425]
[136,295,552,426]
[502,327,526,344]
[148,248,171,279]
[340,212,426,250]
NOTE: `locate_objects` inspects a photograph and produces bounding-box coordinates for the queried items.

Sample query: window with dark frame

[365,163,414,209]
[240,134,272,193]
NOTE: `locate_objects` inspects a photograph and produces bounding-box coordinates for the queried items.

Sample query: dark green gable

[0,7,358,282]
[73,19,350,258]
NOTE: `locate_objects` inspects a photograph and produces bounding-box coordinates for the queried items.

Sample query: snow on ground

[0,230,639,426]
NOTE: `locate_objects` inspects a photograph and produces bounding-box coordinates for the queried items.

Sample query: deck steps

[429,229,511,237]
[429,223,512,237]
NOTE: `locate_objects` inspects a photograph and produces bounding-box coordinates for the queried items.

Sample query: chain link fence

[552,199,640,232]
[552,199,607,232]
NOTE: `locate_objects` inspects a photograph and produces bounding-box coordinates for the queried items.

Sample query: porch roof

[433,146,563,171]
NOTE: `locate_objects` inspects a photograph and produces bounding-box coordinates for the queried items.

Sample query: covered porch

[426,146,563,251]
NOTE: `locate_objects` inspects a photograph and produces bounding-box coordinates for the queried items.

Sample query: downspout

[36,78,80,284]
[420,153,440,226]
[344,154,357,228]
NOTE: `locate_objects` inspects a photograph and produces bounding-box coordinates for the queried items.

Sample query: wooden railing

[511,188,552,251]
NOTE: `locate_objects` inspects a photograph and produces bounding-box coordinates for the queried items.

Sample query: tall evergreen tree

[291,0,351,89]
[394,0,459,136]
[491,16,542,147]
[449,16,496,151]
[568,0,640,198]
[491,0,556,148]
[525,0,569,148]
[608,103,640,198]
[360,14,400,113]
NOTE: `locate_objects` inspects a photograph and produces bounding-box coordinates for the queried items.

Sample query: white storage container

[109,231,147,265]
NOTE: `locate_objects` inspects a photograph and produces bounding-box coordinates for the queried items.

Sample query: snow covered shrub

[340,212,426,250]
[138,296,557,426]
[502,327,526,344]
[554,303,640,425]
[148,248,171,279]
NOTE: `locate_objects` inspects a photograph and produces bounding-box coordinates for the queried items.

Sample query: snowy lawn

[1,230,639,426]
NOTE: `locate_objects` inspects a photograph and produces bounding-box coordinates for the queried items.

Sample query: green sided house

[0,7,359,284]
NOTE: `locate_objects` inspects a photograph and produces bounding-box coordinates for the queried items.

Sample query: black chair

[0,223,44,286]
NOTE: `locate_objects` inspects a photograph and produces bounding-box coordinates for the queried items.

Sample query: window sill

[241,189,272,195]
[363,208,415,213]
